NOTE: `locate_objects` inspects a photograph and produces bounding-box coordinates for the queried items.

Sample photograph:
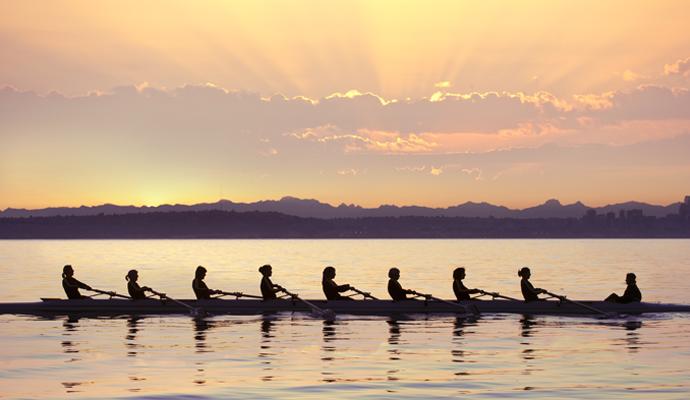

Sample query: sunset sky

[1,0,690,209]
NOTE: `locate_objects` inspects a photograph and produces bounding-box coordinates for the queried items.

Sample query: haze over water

[1,239,689,398]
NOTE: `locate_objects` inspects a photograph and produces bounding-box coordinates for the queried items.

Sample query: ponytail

[126,269,137,282]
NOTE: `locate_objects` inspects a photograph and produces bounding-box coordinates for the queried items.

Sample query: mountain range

[0,196,683,219]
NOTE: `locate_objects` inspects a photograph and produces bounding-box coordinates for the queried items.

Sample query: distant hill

[1,210,689,239]
[0,196,683,219]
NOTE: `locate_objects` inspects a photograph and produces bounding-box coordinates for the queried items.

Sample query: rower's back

[260,276,276,300]
[126,270,148,300]
[518,268,540,302]
[322,279,344,300]
[387,267,408,301]
[62,276,86,299]
[193,277,211,300]
[453,279,471,301]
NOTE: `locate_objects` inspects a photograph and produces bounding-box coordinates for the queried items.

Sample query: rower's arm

[67,278,92,290]
[337,283,351,292]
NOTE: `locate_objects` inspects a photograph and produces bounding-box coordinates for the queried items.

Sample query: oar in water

[215,291,263,300]
[279,287,335,320]
[88,288,131,299]
[410,291,477,315]
[542,290,610,316]
[476,289,521,301]
[148,289,206,317]
[349,286,379,300]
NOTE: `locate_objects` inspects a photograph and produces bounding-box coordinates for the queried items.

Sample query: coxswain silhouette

[605,273,642,303]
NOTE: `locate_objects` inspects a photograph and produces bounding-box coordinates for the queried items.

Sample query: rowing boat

[1,298,689,316]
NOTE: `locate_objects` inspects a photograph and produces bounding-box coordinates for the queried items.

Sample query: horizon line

[3,195,688,213]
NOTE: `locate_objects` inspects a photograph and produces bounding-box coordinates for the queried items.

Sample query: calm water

[1,239,689,399]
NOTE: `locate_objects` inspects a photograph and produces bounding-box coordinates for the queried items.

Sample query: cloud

[2,79,689,161]
[622,69,643,82]
[336,168,362,176]
[434,81,451,88]
[664,57,690,77]
[430,166,443,176]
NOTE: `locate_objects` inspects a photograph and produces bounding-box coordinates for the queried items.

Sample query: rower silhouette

[126,269,150,300]
[518,267,546,302]
[452,267,480,301]
[605,273,642,303]
[62,265,92,299]
[192,266,221,299]
[387,267,415,301]
[259,265,282,300]
[322,266,353,300]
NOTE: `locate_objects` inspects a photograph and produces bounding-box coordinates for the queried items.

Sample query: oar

[542,290,610,316]
[216,291,263,300]
[148,289,205,317]
[350,286,379,300]
[410,291,476,315]
[279,287,335,320]
[477,289,521,301]
[88,288,131,299]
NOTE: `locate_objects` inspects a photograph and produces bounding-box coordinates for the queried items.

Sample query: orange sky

[1,1,690,209]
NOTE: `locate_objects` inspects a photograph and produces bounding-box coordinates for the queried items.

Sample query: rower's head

[388,267,400,280]
[626,272,636,285]
[195,265,207,279]
[62,265,74,278]
[323,266,336,280]
[259,264,272,277]
[518,267,531,279]
[453,267,466,280]
[126,269,139,282]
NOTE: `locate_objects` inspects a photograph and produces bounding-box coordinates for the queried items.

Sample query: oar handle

[350,287,379,300]
[410,290,432,298]
[89,288,131,299]
[478,289,520,301]
[148,288,166,298]
[218,291,263,299]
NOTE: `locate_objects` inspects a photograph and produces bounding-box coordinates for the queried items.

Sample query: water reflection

[259,315,276,382]
[612,319,643,353]
[451,316,478,366]
[518,315,540,379]
[321,319,337,382]
[386,319,401,383]
[125,316,143,357]
[61,316,80,359]
[193,317,214,354]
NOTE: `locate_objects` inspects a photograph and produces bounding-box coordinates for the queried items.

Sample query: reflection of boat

[1,298,689,316]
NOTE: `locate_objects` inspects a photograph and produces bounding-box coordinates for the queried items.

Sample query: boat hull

[1,298,689,316]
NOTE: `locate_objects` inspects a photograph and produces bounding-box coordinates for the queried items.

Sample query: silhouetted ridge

[0,196,683,219]
[0,205,688,239]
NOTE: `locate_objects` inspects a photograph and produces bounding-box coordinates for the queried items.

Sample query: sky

[1,0,690,209]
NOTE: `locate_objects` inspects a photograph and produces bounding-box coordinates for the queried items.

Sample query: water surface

[1,239,689,398]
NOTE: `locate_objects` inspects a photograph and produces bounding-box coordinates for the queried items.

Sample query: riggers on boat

[1,298,689,317]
